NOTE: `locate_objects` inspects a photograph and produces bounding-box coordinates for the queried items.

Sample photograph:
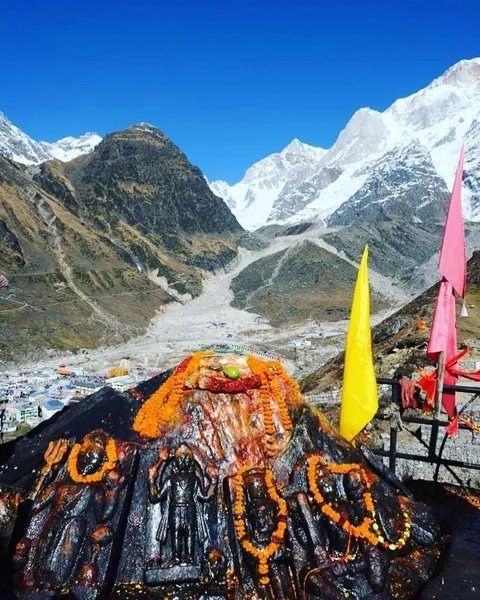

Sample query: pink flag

[426,279,457,418]
[438,146,466,297]
[427,146,467,425]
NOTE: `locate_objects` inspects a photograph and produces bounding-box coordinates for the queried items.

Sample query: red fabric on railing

[417,348,478,436]
[399,377,418,410]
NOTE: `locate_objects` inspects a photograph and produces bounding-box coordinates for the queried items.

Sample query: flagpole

[434,350,445,419]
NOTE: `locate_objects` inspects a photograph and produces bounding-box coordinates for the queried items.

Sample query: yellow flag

[339,246,378,441]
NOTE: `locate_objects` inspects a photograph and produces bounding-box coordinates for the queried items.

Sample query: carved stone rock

[1,352,445,599]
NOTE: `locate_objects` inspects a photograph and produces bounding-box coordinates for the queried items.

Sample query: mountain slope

[230,239,389,326]
[323,221,443,281]
[62,124,241,237]
[35,124,242,275]
[301,251,480,395]
[0,125,242,362]
[289,59,479,227]
[0,156,172,361]
[0,111,101,165]
[329,142,451,225]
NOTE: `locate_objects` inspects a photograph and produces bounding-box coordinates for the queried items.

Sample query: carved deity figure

[300,465,389,599]
[241,469,298,600]
[14,430,126,590]
[148,444,216,565]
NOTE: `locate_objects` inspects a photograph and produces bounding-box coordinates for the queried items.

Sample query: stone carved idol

[232,468,299,600]
[1,353,444,599]
[146,444,217,582]
[295,460,390,600]
[14,430,128,592]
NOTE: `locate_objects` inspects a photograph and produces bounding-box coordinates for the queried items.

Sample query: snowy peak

[386,58,480,136]
[45,132,102,162]
[428,57,480,91]
[208,138,326,229]
[0,111,101,165]
[216,57,480,230]
[209,179,236,210]
[280,138,326,161]
[0,111,52,164]
[323,107,390,166]
[464,118,480,220]
[242,138,325,187]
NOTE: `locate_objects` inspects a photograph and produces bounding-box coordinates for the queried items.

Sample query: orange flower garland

[134,352,298,443]
[133,351,210,438]
[68,438,117,484]
[265,360,294,432]
[247,355,298,456]
[247,356,278,456]
[232,467,288,586]
[306,454,378,546]
[269,359,303,405]
[306,454,412,551]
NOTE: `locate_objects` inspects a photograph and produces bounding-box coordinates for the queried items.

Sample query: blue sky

[1,1,479,182]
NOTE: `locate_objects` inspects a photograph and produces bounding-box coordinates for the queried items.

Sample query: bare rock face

[0,352,442,599]
[328,142,450,227]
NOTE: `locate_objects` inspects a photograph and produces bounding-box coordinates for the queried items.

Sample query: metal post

[391,377,400,407]
[389,427,397,474]
[0,408,4,444]
[428,420,439,462]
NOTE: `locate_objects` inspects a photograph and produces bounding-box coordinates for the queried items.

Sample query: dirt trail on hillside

[25,187,122,331]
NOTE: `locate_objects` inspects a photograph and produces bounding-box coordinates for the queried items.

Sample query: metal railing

[373,378,480,486]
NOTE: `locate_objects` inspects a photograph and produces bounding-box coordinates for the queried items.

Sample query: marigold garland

[133,351,211,438]
[269,359,303,406]
[68,438,117,484]
[247,356,278,456]
[247,355,298,456]
[232,467,288,586]
[266,361,294,432]
[306,454,411,551]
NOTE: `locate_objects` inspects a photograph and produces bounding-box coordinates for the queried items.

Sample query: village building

[40,398,66,419]
[105,375,136,392]
[74,380,103,397]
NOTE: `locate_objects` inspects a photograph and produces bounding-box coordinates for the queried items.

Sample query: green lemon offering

[223,365,241,380]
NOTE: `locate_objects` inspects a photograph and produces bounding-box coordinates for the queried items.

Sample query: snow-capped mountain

[46,132,102,162]
[209,139,326,230]
[329,142,450,225]
[0,111,101,165]
[211,58,480,230]
[0,112,52,164]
